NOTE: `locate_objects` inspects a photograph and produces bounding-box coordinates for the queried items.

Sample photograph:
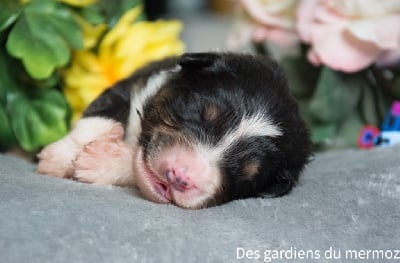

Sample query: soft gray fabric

[1,146,399,263]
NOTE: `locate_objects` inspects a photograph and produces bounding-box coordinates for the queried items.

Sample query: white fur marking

[72,117,123,144]
[125,67,179,145]
[204,112,282,160]
[37,117,124,178]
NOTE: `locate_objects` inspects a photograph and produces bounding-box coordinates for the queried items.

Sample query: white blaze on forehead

[203,112,282,160]
[125,66,180,145]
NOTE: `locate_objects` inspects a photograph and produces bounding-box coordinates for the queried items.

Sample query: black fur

[83,52,312,206]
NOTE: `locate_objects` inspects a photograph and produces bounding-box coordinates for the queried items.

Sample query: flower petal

[346,16,400,49]
[57,0,95,7]
[64,5,184,122]
[327,0,400,17]
[240,0,296,29]
[253,26,299,48]
[296,0,319,43]
[376,49,400,67]
[99,6,143,61]
[74,16,107,49]
[314,3,347,24]
[311,24,380,72]
[226,19,255,49]
[307,48,322,66]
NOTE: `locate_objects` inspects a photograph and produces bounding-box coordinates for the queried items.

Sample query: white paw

[73,139,135,186]
[36,117,125,180]
[37,136,80,178]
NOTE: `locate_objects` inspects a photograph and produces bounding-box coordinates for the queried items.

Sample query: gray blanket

[1,146,399,263]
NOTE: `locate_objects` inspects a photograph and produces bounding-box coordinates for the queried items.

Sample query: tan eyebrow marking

[203,104,220,122]
[242,161,260,178]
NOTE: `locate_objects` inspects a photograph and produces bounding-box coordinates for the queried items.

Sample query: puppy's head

[133,53,312,209]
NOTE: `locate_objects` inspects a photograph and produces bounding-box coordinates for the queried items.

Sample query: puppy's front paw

[36,117,126,180]
[37,136,80,178]
[73,139,135,186]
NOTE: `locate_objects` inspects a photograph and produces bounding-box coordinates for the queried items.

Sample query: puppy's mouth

[134,145,222,209]
[135,148,172,204]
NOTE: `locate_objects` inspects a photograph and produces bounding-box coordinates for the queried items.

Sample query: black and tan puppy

[37,52,312,209]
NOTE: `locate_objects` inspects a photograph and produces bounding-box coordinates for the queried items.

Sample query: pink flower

[297,0,400,72]
[228,0,299,49]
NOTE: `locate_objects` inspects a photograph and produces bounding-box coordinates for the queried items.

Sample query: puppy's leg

[37,117,124,178]
[72,138,135,186]
[37,78,132,181]
[37,61,172,185]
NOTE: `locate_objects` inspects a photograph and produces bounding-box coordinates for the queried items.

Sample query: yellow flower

[64,6,185,123]
[57,0,96,7]
[21,0,95,7]
[74,16,107,49]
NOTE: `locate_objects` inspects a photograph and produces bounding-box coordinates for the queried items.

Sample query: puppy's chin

[132,148,171,204]
[133,146,222,209]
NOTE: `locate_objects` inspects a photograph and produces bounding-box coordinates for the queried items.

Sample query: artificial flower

[21,0,96,8]
[227,0,299,49]
[64,6,185,122]
[58,0,96,7]
[74,16,107,49]
[297,0,400,72]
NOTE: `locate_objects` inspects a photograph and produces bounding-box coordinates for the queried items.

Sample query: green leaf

[7,88,69,151]
[6,0,83,79]
[309,67,364,123]
[358,80,381,125]
[0,0,23,32]
[0,106,16,148]
[281,56,320,99]
[392,73,400,98]
[0,53,10,103]
[77,4,106,25]
[310,122,336,148]
[0,50,18,148]
[334,111,364,149]
[0,47,68,151]
[35,74,60,90]
[98,0,143,26]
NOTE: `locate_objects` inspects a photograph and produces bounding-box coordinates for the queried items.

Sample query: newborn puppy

[37,52,312,209]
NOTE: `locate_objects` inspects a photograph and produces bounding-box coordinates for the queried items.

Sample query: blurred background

[1,0,399,156]
[145,0,236,52]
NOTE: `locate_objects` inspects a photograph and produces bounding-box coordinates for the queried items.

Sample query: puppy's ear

[260,169,299,198]
[178,52,220,69]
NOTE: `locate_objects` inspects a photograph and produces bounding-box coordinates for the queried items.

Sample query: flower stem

[252,42,269,57]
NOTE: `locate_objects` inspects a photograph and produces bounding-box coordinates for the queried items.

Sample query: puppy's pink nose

[152,147,210,193]
[165,166,194,192]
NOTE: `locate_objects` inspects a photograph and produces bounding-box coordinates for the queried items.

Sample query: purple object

[382,100,400,131]
[391,101,400,116]
[359,101,400,149]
